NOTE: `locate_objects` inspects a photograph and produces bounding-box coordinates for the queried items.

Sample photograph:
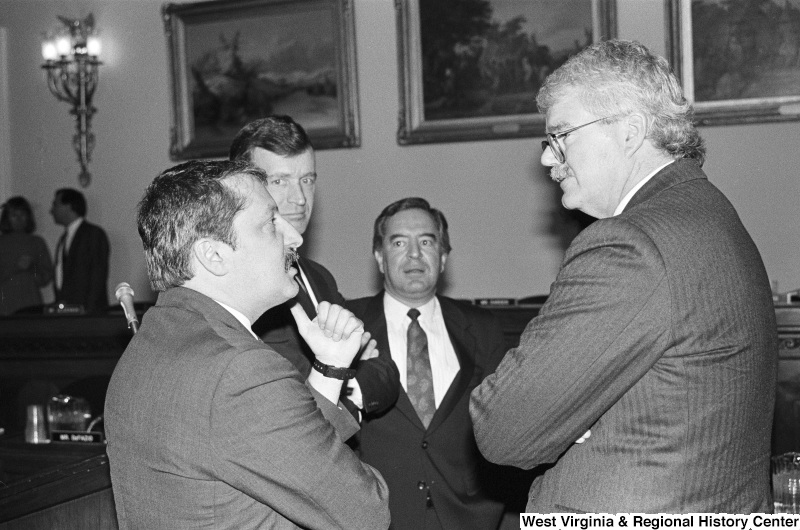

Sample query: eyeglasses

[541,116,613,164]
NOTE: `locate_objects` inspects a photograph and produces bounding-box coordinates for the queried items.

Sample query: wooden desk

[0,312,134,433]
[0,437,116,529]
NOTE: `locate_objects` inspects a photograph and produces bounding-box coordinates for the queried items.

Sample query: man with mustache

[470,40,777,513]
[105,160,389,529]
[230,116,399,418]
[346,197,509,530]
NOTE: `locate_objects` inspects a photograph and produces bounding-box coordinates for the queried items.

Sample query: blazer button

[417,481,426,490]
[421,441,428,449]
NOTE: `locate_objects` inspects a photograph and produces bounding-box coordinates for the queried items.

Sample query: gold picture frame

[396,0,617,145]
[163,0,360,160]
[667,0,800,126]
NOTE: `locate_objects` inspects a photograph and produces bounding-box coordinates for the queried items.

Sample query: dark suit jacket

[347,293,507,530]
[253,257,399,415]
[105,287,390,530]
[55,219,109,313]
[471,159,778,513]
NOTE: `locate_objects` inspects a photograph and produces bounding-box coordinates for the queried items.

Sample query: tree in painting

[692,0,800,101]
[420,0,593,120]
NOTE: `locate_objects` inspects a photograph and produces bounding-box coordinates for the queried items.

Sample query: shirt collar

[613,160,674,216]
[383,292,437,324]
[214,300,258,339]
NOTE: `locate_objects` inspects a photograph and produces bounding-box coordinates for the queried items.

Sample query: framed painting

[396,0,617,145]
[667,0,800,126]
[163,0,360,160]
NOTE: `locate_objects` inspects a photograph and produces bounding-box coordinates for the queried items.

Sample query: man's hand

[359,335,379,361]
[291,301,367,367]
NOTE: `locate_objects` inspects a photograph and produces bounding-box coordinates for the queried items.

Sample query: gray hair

[537,39,705,165]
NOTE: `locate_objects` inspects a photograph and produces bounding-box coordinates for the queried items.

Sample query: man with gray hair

[470,40,777,513]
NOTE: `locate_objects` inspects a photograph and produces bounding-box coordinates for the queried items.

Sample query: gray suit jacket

[471,159,777,513]
[105,287,390,529]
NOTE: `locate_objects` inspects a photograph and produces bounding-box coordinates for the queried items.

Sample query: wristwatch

[312,359,357,380]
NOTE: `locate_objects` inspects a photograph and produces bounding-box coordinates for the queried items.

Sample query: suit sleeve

[212,347,390,530]
[470,219,669,469]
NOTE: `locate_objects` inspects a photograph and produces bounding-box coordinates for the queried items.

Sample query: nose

[540,142,558,167]
[287,181,306,205]
[277,214,303,249]
[407,239,421,258]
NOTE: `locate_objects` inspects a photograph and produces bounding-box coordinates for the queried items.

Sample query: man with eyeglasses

[471,40,777,513]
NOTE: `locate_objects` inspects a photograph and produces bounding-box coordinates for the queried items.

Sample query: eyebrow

[546,120,572,134]
[388,232,438,241]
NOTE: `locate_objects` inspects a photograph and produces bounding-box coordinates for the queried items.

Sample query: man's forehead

[386,209,438,236]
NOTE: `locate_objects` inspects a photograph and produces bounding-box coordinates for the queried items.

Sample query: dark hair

[55,188,88,217]
[137,159,268,292]
[372,197,451,254]
[0,196,36,234]
[537,39,705,165]
[229,115,314,162]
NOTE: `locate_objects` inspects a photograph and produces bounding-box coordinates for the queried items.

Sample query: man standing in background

[470,39,777,513]
[348,197,509,529]
[50,187,109,313]
[230,115,399,417]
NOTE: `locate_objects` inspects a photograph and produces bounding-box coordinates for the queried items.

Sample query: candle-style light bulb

[41,40,58,61]
[86,36,101,57]
[55,35,71,57]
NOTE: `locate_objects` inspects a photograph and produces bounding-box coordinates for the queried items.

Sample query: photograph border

[163,0,360,160]
[395,0,618,145]
[666,0,800,126]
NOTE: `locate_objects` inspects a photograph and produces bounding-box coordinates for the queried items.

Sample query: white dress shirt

[384,293,460,407]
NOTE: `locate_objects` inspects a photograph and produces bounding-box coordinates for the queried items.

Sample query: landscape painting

[164,0,360,160]
[396,0,617,144]
[668,0,800,125]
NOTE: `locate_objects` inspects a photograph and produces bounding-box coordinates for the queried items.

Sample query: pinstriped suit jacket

[471,159,777,513]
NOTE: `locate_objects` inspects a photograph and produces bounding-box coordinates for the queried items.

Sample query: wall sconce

[41,15,101,188]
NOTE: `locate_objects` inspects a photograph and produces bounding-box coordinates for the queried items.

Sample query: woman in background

[0,196,53,315]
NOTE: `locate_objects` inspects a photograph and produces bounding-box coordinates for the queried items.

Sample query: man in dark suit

[347,197,507,530]
[50,187,109,313]
[105,160,389,529]
[470,40,777,513]
[230,116,399,416]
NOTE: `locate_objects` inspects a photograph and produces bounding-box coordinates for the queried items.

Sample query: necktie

[406,308,435,428]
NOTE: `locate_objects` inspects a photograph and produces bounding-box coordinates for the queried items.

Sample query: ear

[439,252,448,273]
[623,113,648,157]
[374,249,385,275]
[193,238,228,277]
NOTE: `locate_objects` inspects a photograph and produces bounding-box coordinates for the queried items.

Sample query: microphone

[115,282,139,334]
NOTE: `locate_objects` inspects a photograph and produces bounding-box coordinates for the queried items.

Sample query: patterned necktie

[406,308,435,428]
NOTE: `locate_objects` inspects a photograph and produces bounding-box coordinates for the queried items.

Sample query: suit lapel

[426,297,475,433]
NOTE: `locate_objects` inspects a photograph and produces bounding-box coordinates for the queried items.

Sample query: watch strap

[312,359,357,380]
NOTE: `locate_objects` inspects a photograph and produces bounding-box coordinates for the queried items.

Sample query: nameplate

[475,298,516,307]
[50,430,104,443]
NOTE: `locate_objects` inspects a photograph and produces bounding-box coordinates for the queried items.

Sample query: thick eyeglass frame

[541,116,614,164]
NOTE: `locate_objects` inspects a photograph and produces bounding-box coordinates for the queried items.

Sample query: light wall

[1,0,798,306]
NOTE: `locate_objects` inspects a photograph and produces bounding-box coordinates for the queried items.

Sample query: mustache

[284,247,299,272]
[551,165,573,183]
